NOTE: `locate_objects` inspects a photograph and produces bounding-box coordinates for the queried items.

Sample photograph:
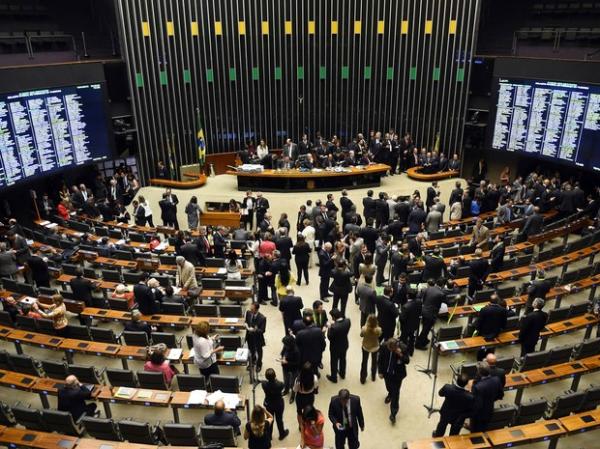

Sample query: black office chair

[0,401,15,426]
[15,315,38,332]
[573,337,600,359]
[123,271,144,284]
[66,324,91,341]
[516,350,551,372]
[68,364,105,385]
[41,360,69,380]
[8,353,43,376]
[122,331,150,346]
[118,419,164,445]
[62,263,80,276]
[161,302,186,316]
[102,269,122,283]
[200,425,236,446]
[209,375,241,393]
[486,405,517,430]
[514,398,547,425]
[204,258,225,268]
[163,423,201,446]
[90,327,120,344]
[81,416,123,441]
[137,371,169,390]
[193,304,218,317]
[175,374,207,392]
[219,335,243,350]
[545,391,586,419]
[159,254,177,265]
[106,368,138,388]
[547,306,571,323]
[202,278,225,289]
[36,318,56,335]
[578,385,600,412]
[151,332,181,348]
[12,404,47,431]
[0,311,12,326]
[219,305,243,318]
[108,297,130,311]
[41,409,84,436]
[547,344,575,366]
[436,325,463,342]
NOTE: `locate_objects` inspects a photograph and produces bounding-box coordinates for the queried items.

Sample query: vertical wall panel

[117,0,480,181]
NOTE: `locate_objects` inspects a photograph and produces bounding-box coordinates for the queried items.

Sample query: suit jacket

[522,213,543,237]
[177,261,198,290]
[159,200,177,223]
[375,199,390,224]
[376,296,399,337]
[422,255,447,281]
[330,268,353,295]
[279,295,303,330]
[377,345,409,381]
[362,197,376,219]
[204,412,241,434]
[518,310,548,348]
[470,225,490,249]
[476,303,508,339]
[179,242,205,266]
[426,187,437,208]
[472,376,503,423]
[296,324,326,365]
[340,196,354,215]
[26,255,50,285]
[328,395,364,436]
[275,236,294,261]
[449,188,463,206]
[490,242,505,272]
[212,232,226,258]
[57,385,93,420]
[245,311,266,347]
[356,283,377,315]
[359,226,379,253]
[327,318,351,353]
[407,208,427,234]
[134,283,158,315]
[421,286,446,319]
[318,249,334,277]
[469,258,490,282]
[70,276,95,307]
[527,279,552,301]
[425,210,443,233]
[438,384,474,422]
[400,298,422,333]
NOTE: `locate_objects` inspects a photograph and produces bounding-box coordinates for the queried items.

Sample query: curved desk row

[406,165,459,181]
[227,164,390,191]
[149,172,207,189]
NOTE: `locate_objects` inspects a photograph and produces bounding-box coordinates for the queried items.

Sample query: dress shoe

[360,378,366,384]
[389,414,396,424]
[384,396,391,404]
[321,297,330,302]
[371,373,376,382]
[279,429,290,440]
[326,375,337,383]
[339,373,345,380]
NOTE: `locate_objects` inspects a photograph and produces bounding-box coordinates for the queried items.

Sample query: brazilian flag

[196,108,206,167]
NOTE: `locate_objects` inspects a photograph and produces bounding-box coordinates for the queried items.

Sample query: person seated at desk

[448,153,460,171]
[256,139,269,163]
[124,309,154,335]
[300,154,315,170]
[112,284,135,309]
[1,295,22,323]
[205,400,242,435]
[163,285,186,305]
[58,375,97,420]
[276,155,294,170]
[144,347,176,386]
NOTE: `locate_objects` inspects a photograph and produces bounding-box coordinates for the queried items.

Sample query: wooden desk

[201,211,242,228]
[444,434,491,449]
[75,439,159,449]
[0,369,37,392]
[96,386,172,418]
[403,436,447,449]
[59,339,120,364]
[484,420,565,448]
[149,172,207,189]
[559,408,600,434]
[5,329,63,352]
[406,166,459,181]
[169,391,246,423]
[0,426,78,449]
[227,164,390,191]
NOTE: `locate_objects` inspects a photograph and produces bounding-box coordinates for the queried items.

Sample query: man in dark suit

[70,268,97,308]
[245,302,266,372]
[426,181,439,211]
[57,375,97,420]
[489,235,505,272]
[327,309,351,383]
[518,298,548,356]
[520,206,544,239]
[318,242,334,302]
[362,190,377,221]
[123,310,153,336]
[415,279,446,349]
[395,200,411,227]
[179,237,205,266]
[211,227,226,258]
[339,190,354,216]
[159,193,178,228]
[525,269,552,313]
[25,254,51,288]
[359,218,379,253]
[421,248,447,281]
[376,286,399,340]
[375,192,389,228]
[399,292,421,356]
[484,353,506,391]
[282,138,298,160]
[255,192,270,226]
[468,248,489,298]
[471,363,504,432]
[296,311,327,375]
[38,193,55,219]
[475,293,508,360]
[278,287,303,334]
[449,181,463,206]
[378,338,410,423]
[275,228,293,266]
[328,389,365,449]
[204,400,242,435]
[433,374,474,437]
[407,202,427,234]
[134,273,158,315]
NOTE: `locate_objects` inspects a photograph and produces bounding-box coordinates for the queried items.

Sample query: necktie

[343,406,349,427]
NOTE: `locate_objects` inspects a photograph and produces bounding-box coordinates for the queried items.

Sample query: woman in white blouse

[256,139,269,160]
[192,321,224,378]
[138,195,154,227]
[300,219,316,267]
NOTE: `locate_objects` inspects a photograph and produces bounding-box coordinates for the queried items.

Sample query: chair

[36,319,56,335]
[0,401,15,426]
[202,278,224,289]
[517,350,551,372]
[129,232,147,243]
[204,258,225,268]
[219,335,242,350]
[161,302,186,316]
[41,360,69,379]
[151,332,181,348]
[473,289,495,303]
[436,325,463,342]
[0,310,12,326]
[108,297,130,311]
[123,271,143,284]
[573,337,600,359]
[486,405,517,430]
[16,314,38,332]
[225,279,247,288]
[102,269,122,283]
[164,423,201,446]
[155,275,175,287]
[82,416,123,441]
[83,267,97,279]
[8,353,43,376]
[547,344,575,366]
[200,425,236,446]
[186,335,195,350]
[109,229,123,239]
[495,356,515,373]
[12,404,46,431]
[159,254,177,265]
[504,315,520,331]
[122,331,150,346]
[118,419,164,444]
[37,287,58,296]
[219,305,243,318]
[90,327,120,344]
[106,368,138,388]
[548,306,571,323]
[137,371,169,390]
[452,362,478,380]
[578,385,600,412]
[115,250,134,261]
[515,398,547,425]
[545,391,586,419]
[41,409,83,436]
[193,304,218,317]
[496,285,516,298]
[175,374,207,392]
[68,364,105,385]
[66,324,91,341]
[62,263,80,276]
[16,282,36,296]
[209,375,240,393]
[569,301,590,317]
[95,227,109,237]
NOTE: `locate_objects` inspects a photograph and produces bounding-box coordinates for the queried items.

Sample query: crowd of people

[2,152,600,448]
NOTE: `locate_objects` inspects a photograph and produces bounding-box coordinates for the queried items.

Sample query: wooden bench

[406,166,459,181]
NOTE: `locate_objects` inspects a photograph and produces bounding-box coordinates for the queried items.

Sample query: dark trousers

[360,312,369,327]
[470,415,490,433]
[200,362,220,378]
[296,261,309,285]
[264,400,285,437]
[319,275,330,300]
[400,325,416,356]
[258,278,275,303]
[389,154,399,174]
[330,349,347,381]
[468,277,482,298]
[433,414,465,437]
[249,342,263,369]
[334,428,360,449]
[333,293,349,316]
[375,263,387,285]
[282,367,298,394]
[360,349,378,382]
[520,341,537,357]
[244,213,254,230]
[384,377,403,416]
[145,215,154,227]
[416,316,436,348]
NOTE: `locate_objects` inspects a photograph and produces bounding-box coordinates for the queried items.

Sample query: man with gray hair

[518,298,548,356]
[57,375,97,420]
[176,255,198,291]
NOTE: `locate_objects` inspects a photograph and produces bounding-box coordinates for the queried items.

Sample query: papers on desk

[187,348,195,359]
[235,348,249,362]
[225,318,239,324]
[20,297,37,305]
[187,389,208,404]
[38,220,50,226]
[154,242,168,251]
[225,286,252,291]
[173,287,182,294]
[136,389,153,400]
[114,386,136,399]
[217,267,227,275]
[440,341,460,351]
[564,284,572,292]
[167,348,183,360]
[472,303,486,312]
[207,390,240,409]
[46,222,58,229]
[116,239,126,245]
[222,350,236,360]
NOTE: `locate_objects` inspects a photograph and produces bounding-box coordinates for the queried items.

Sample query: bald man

[204,399,241,435]
[57,375,97,420]
[481,353,506,393]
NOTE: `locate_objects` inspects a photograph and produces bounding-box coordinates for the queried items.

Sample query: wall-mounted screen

[0,83,112,188]
[489,77,600,171]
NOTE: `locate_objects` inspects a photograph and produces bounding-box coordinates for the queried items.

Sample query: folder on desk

[222,350,236,359]
[235,348,249,362]
[114,386,136,399]
[472,303,486,312]
[136,389,153,400]
[440,341,460,351]
[167,348,183,360]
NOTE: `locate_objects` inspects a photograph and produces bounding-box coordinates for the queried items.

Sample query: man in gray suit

[356,274,377,326]
[282,138,298,161]
[425,207,443,233]
[496,199,514,224]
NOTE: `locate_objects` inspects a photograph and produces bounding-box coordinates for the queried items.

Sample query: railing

[512,28,600,57]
